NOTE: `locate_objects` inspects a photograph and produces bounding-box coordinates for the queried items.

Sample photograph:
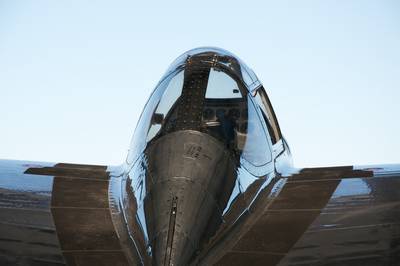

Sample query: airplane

[0,47,399,266]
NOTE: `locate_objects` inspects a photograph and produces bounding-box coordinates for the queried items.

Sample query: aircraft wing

[1,159,399,266]
[208,165,400,266]
[0,159,134,266]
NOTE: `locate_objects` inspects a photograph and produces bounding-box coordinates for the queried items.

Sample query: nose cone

[144,130,232,265]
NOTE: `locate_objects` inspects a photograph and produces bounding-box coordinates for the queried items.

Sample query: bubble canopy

[127,47,272,169]
[164,47,261,92]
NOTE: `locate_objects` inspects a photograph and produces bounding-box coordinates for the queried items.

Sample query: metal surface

[0,161,134,266]
[1,47,399,265]
[279,175,400,265]
[0,160,63,266]
[123,130,235,265]
[121,48,284,264]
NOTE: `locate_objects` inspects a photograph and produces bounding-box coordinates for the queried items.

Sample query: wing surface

[209,165,400,266]
[0,159,135,266]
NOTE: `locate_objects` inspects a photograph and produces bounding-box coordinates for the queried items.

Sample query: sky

[0,0,399,167]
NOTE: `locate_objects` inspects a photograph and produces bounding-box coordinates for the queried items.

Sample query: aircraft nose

[143,130,233,265]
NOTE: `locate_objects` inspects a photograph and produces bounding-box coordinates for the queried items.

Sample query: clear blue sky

[1,0,399,167]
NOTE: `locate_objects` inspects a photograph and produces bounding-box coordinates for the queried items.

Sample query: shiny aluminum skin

[121,47,292,265]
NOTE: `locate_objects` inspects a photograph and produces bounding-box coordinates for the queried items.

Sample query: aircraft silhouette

[1,47,399,266]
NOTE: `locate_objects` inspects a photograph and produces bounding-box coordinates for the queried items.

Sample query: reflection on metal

[0,160,63,265]
[125,130,236,265]
[1,47,400,266]
[332,178,372,198]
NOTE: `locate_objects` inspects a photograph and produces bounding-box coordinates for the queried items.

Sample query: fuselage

[121,47,293,265]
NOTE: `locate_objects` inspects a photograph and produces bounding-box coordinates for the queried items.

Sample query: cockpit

[128,47,281,172]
